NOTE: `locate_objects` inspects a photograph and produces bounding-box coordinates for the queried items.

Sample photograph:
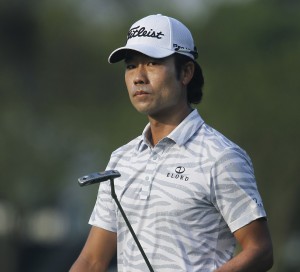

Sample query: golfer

[70,14,273,272]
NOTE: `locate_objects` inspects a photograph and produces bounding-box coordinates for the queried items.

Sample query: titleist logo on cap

[127,25,165,40]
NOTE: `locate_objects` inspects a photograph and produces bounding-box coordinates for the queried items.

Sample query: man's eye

[126,64,135,69]
[148,61,158,66]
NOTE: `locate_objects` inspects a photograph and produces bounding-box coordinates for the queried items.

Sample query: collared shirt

[89,109,266,272]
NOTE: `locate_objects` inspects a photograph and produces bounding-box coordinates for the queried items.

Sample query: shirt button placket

[140,176,150,200]
[140,150,159,200]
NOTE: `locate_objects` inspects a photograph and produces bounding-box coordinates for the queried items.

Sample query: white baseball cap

[108,14,198,63]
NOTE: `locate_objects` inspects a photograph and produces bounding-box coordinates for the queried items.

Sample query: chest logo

[167,166,189,181]
[175,166,185,174]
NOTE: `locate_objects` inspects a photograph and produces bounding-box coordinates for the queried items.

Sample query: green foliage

[196,1,300,270]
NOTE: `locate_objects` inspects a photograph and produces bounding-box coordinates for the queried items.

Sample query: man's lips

[133,90,150,97]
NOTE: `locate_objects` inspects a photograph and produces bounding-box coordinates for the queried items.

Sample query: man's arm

[70,226,117,272]
[215,218,273,272]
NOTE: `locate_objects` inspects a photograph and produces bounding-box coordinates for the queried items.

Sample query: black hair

[174,53,204,104]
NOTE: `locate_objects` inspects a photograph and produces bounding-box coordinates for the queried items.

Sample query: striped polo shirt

[89,109,266,272]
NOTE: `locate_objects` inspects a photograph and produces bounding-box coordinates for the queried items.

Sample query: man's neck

[147,106,193,146]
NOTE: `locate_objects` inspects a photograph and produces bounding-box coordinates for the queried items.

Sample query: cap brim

[108,44,174,63]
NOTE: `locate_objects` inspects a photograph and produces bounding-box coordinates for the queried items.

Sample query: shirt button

[145,176,149,181]
[153,155,157,160]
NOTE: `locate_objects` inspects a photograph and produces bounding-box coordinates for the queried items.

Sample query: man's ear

[181,61,195,86]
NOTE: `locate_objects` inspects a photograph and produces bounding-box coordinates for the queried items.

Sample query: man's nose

[134,65,148,85]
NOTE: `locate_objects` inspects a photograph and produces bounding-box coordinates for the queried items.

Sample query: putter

[78,170,121,186]
[78,170,154,272]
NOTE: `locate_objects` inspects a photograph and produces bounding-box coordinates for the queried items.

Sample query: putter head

[78,170,121,187]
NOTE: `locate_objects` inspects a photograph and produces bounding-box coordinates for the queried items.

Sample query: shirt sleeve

[88,163,118,232]
[210,147,266,233]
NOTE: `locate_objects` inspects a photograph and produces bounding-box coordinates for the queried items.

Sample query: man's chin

[133,106,152,115]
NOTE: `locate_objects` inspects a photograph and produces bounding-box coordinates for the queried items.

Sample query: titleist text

[128,26,165,40]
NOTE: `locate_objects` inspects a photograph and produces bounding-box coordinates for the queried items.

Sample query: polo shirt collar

[137,109,204,151]
[168,109,204,146]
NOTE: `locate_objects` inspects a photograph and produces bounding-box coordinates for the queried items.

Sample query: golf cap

[108,14,198,63]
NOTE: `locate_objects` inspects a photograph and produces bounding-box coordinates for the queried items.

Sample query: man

[70,14,273,272]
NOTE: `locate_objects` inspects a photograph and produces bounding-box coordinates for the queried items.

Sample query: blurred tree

[197,0,300,271]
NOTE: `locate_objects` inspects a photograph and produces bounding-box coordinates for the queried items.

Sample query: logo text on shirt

[167,166,189,181]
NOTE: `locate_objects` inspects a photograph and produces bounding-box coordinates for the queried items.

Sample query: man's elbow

[261,243,274,271]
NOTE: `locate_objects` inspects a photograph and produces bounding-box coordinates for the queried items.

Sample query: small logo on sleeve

[252,197,263,207]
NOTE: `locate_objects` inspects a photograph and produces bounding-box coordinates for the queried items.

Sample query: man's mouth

[133,90,150,96]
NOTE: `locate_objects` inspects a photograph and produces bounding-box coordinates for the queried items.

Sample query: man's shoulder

[106,135,143,169]
[194,122,249,159]
[111,135,142,156]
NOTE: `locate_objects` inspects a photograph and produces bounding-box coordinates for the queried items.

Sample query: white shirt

[89,109,266,272]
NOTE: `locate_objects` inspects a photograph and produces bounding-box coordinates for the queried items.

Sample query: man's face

[124,52,188,118]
